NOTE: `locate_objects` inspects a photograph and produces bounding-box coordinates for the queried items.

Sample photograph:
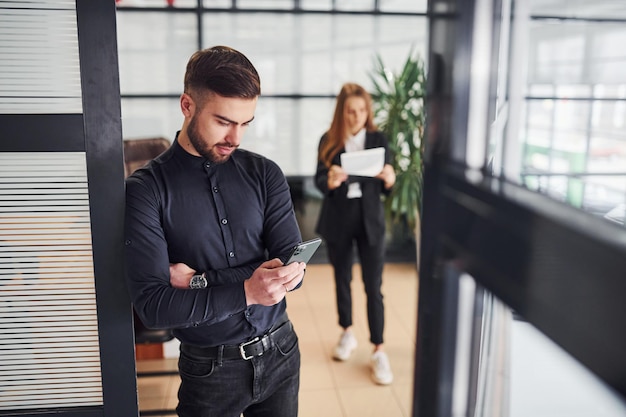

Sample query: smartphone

[285,238,322,265]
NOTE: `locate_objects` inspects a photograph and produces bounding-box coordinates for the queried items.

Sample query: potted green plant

[369,49,427,236]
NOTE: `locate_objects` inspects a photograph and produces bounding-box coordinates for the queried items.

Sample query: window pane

[335,0,375,11]
[528,0,626,20]
[511,319,626,416]
[115,0,198,8]
[529,21,626,86]
[203,0,231,8]
[519,16,626,216]
[121,98,181,141]
[237,0,293,9]
[300,0,332,10]
[116,12,197,94]
[201,13,428,95]
[380,0,427,13]
[242,98,335,176]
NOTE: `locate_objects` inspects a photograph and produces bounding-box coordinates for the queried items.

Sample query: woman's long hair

[319,83,377,168]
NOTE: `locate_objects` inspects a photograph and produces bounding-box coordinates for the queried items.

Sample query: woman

[314,82,396,385]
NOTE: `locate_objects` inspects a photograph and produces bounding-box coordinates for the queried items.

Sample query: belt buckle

[239,337,260,360]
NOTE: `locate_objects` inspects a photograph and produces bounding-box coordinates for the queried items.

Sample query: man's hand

[244,258,306,306]
[170,262,195,289]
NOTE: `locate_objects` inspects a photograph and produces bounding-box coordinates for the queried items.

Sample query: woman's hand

[327,164,348,190]
[377,164,396,189]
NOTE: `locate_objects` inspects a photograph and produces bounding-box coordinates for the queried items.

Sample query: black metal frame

[0,0,137,416]
[77,0,139,415]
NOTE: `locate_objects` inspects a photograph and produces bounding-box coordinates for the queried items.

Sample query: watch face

[190,274,207,289]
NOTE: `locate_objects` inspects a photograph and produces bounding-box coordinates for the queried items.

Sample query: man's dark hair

[184,45,261,100]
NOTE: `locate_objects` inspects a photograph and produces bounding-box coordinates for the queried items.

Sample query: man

[124,45,306,417]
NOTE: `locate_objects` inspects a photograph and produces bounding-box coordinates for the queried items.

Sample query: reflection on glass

[516,14,626,219]
[510,319,626,417]
[454,277,626,417]
[528,0,626,20]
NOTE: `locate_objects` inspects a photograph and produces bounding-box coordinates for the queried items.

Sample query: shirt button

[205,163,211,168]
[221,218,228,225]
[213,186,218,193]
[229,251,235,257]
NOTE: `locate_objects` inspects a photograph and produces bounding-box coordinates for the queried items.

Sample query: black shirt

[124,137,302,346]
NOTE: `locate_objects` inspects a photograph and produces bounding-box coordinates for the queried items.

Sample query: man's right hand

[244,258,306,306]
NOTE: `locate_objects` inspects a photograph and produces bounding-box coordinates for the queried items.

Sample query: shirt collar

[345,128,366,152]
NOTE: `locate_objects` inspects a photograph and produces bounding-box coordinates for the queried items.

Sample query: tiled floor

[136,262,419,417]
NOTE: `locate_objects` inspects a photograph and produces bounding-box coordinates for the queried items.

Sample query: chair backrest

[133,310,174,344]
[123,137,171,179]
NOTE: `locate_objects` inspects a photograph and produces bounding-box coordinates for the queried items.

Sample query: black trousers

[325,198,386,345]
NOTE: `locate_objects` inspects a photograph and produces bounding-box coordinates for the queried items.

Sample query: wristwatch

[189,272,207,289]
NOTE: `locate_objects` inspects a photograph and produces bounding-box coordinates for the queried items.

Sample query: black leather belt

[181,320,293,361]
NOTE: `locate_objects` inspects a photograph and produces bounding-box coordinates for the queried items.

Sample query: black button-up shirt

[124,137,302,347]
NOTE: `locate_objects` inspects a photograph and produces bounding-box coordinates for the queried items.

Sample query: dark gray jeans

[176,327,300,417]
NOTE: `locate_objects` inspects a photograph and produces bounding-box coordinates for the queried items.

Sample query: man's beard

[187,116,233,164]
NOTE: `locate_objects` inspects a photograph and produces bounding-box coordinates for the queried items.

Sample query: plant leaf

[370,49,427,231]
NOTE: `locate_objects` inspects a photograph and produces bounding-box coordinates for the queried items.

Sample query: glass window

[201,13,428,95]
[116,12,197,95]
[518,16,626,217]
[120,98,181,141]
[528,0,626,20]
[241,98,335,176]
[510,319,626,417]
[446,273,626,417]
[116,8,428,175]
[335,0,375,11]
[300,0,332,11]
[379,0,427,13]
[202,0,231,8]
[237,0,293,9]
[116,0,198,8]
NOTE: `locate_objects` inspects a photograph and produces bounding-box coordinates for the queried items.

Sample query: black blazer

[314,130,393,246]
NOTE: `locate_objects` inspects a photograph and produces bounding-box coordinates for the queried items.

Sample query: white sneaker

[371,351,393,385]
[333,331,357,361]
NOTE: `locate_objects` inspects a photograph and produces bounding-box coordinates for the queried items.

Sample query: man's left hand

[170,262,195,289]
